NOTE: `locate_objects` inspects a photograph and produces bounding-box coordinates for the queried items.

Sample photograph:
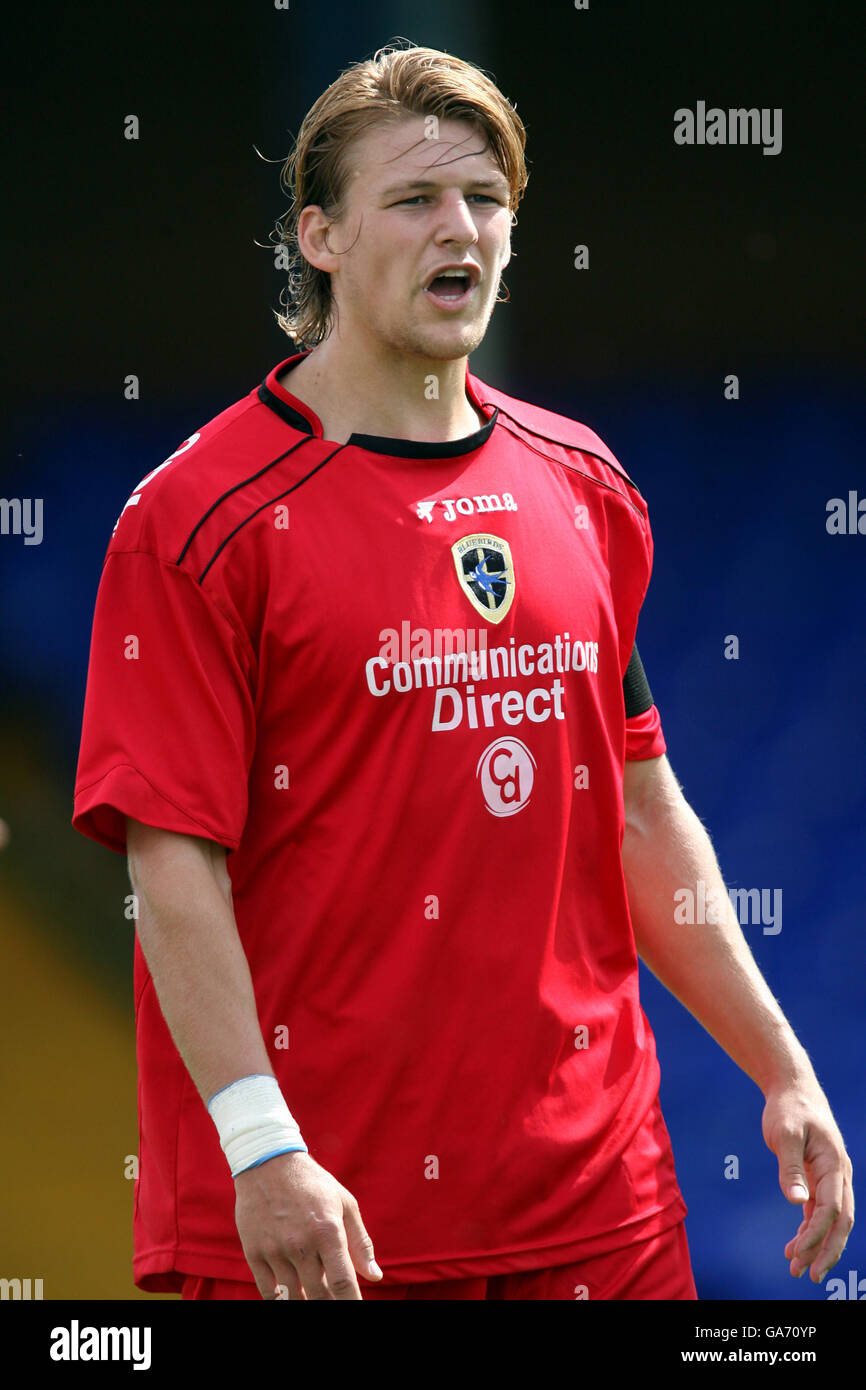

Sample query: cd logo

[476,737,536,817]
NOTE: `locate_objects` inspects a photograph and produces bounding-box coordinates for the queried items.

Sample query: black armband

[623,644,654,719]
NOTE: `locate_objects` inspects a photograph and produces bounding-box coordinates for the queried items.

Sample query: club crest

[451,534,515,623]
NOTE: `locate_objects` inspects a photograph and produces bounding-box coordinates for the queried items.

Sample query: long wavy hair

[272,41,528,348]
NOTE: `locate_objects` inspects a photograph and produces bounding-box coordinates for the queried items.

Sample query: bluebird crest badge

[451,534,515,624]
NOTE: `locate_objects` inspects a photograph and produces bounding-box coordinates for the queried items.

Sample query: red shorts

[181,1220,697,1301]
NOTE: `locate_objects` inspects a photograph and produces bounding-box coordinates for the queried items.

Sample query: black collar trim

[257,382,314,435]
[258,382,498,459]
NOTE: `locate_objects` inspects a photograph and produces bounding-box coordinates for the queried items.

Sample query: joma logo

[416,493,518,524]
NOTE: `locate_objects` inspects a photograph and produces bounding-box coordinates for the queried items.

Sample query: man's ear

[297,204,339,275]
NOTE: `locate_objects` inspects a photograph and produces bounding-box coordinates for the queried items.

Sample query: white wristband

[206,1074,308,1178]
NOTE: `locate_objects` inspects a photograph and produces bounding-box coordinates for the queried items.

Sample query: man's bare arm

[127,820,271,1100]
[126,818,382,1299]
[620,756,854,1284]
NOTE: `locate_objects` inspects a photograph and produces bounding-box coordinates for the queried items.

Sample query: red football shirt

[72,352,687,1290]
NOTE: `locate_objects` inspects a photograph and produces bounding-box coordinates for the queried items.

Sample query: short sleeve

[72,550,257,854]
[625,704,667,761]
[623,644,667,761]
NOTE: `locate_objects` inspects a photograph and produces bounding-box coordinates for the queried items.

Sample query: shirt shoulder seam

[101,548,257,674]
[495,419,648,522]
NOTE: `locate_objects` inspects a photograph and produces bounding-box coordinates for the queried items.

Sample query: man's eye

[394,193,503,207]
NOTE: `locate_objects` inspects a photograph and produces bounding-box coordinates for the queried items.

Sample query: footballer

[72,42,853,1300]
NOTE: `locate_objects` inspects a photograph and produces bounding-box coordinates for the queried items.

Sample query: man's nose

[434,192,479,244]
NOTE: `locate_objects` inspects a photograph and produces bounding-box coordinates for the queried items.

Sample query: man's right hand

[234,1150,383,1300]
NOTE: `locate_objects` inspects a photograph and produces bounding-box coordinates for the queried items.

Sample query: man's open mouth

[423,266,479,306]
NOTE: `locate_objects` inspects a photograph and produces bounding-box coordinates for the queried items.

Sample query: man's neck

[277,338,484,445]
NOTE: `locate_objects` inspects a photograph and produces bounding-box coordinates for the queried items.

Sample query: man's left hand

[762,1078,854,1283]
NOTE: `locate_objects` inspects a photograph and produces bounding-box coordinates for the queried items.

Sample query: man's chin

[399,317,492,362]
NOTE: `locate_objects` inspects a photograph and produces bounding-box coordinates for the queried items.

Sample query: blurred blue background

[1,0,862,1300]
